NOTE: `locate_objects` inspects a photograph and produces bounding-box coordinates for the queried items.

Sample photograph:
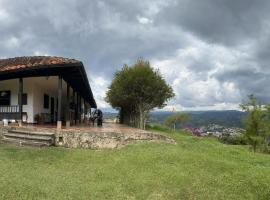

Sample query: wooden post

[66,83,70,128]
[79,95,82,124]
[57,75,62,129]
[18,77,23,126]
[75,91,77,125]
[83,99,86,123]
[72,89,75,125]
[77,93,80,124]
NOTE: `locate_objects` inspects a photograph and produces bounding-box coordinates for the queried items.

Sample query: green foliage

[106,59,174,129]
[149,110,246,128]
[219,134,248,145]
[240,94,270,152]
[165,112,190,130]
[146,123,174,133]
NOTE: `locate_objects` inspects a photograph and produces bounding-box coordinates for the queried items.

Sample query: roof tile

[0,56,80,72]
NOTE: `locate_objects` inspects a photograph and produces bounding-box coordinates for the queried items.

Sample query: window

[44,94,49,109]
[22,94,27,105]
[18,93,27,105]
[0,91,11,106]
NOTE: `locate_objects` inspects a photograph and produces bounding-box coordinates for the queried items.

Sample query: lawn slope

[0,128,269,200]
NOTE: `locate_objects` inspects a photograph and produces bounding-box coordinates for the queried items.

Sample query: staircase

[2,129,55,147]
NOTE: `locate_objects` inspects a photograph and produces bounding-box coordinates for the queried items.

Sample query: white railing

[0,105,19,113]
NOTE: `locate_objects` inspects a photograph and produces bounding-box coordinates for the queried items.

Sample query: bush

[219,134,248,145]
[260,143,270,154]
[146,124,172,132]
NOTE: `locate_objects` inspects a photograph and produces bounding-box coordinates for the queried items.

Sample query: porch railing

[0,105,20,120]
[0,105,19,113]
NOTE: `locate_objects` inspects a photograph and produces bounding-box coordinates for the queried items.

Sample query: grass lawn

[0,127,270,200]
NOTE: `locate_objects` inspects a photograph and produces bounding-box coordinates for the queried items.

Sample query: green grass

[0,127,270,200]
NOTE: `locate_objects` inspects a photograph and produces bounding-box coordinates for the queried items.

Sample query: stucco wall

[0,78,34,123]
[0,76,69,123]
[31,76,68,123]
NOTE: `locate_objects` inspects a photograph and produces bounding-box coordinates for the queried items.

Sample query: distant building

[0,56,96,128]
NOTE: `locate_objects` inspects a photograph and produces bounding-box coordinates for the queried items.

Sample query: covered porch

[0,56,97,129]
[0,76,92,128]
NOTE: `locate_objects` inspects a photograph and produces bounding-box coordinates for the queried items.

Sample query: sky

[1,0,270,112]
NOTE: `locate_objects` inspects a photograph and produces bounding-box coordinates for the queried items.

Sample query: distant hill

[149,110,246,128]
[103,110,246,128]
[103,112,118,119]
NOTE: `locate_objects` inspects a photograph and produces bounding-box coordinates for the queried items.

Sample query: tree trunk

[138,105,144,129]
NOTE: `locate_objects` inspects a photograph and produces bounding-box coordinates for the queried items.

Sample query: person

[89,110,97,126]
[90,109,103,127]
[96,109,103,127]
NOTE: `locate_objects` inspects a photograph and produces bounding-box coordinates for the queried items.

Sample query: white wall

[31,76,67,123]
[0,78,34,122]
[0,76,68,123]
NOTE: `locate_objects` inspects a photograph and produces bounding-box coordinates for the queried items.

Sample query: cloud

[137,16,153,25]
[152,36,242,109]
[0,0,270,110]
[158,0,270,46]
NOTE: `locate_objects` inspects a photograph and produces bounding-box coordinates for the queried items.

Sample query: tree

[165,112,190,131]
[240,95,270,152]
[106,59,175,129]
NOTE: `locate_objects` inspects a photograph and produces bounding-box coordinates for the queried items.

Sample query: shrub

[146,124,172,132]
[219,134,248,145]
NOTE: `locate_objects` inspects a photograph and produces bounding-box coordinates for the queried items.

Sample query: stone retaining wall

[0,125,176,149]
[0,126,9,140]
[56,130,175,149]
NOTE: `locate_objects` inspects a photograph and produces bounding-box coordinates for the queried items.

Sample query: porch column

[72,89,75,125]
[18,77,23,126]
[75,91,78,125]
[83,99,86,123]
[66,83,70,128]
[77,93,80,124]
[57,75,62,129]
[79,95,82,124]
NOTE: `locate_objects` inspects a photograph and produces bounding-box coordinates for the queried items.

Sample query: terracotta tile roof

[0,56,81,72]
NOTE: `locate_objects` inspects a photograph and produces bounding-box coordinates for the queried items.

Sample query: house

[0,56,96,129]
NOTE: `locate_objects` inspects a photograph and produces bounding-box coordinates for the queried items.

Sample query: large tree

[240,95,270,152]
[165,112,190,131]
[106,59,174,129]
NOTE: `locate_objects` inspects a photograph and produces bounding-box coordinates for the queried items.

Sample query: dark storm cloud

[0,0,181,77]
[1,0,270,109]
[158,0,270,46]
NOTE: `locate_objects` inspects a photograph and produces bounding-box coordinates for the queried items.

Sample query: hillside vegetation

[149,110,246,128]
[0,127,269,199]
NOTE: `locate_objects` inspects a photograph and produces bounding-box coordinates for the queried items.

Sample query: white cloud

[137,16,153,25]
[89,76,110,109]
[5,36,20,49]
[33,51,47,56]
[151,35,243,110]
[0,4,9,22]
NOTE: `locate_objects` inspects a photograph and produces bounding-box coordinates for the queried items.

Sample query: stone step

[2,129,55,147]
[4,133,53,141]
[2,137,52,147]
[8,129,54,137]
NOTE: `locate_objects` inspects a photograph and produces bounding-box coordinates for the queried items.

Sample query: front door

[50,97,54,123]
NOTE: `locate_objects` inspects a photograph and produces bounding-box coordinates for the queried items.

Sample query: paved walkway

[22,123,150,135]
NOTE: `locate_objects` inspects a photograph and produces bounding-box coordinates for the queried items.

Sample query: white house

[0,56,96,129]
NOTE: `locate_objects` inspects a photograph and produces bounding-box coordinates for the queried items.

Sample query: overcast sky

[1,0,270,111]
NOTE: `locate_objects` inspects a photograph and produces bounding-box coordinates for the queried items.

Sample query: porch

[0,77,92,127]
[0,105,20,120]
[0,56,97,129]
